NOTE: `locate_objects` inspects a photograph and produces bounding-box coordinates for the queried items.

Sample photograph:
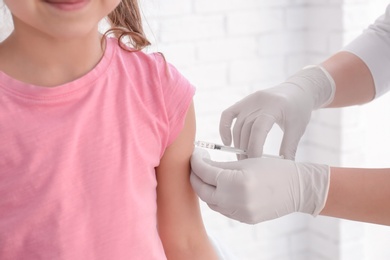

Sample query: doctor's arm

[321,51,374,107]
[191,149,390,226]
[321,167,390,226]
[218,49,379,160]
[219,6,390,160]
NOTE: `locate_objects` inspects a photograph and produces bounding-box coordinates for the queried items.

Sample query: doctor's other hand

[190,148,330,224]
[219,65,335,160]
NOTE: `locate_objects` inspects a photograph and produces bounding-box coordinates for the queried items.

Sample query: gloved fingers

[208,203,236,220]
[190,171,218,205]
[279,127,305,160]
[190,149,224,186]
[236,112,266,160]
[206,159,242,171]
[192,146,211,160]
[235,117,253,160]
[219,106,239,146]
[232,114,250,159]
[246,114,276,158]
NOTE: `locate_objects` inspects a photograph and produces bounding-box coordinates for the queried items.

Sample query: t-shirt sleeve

[343,4,390,98]
[152,53,196,148]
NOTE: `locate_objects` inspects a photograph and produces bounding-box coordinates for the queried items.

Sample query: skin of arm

[320,52,390,225]
[321,51,375,107]
[321,167,390,226]
[156,101,219,260]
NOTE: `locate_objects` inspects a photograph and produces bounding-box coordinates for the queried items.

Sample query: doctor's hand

[190,148,330,224]
[220,65,335,160]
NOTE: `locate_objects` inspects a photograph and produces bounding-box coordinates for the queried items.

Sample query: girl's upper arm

[156,101,218,260]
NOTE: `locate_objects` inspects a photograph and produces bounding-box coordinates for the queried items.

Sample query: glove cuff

[285,65,336,109]
[295,163,331,216]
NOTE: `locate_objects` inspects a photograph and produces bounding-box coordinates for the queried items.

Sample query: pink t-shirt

[0,38,195,259]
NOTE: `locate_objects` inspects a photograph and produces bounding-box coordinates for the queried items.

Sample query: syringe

[194,140,283,159]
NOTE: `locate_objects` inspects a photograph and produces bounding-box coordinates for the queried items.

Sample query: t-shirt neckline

[0,37,116,100]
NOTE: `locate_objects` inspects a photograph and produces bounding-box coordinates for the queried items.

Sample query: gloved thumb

[206,159,242,171]
[191,148,222,186]
[192,147,211,160]
[279,130,302,160]
[191,149,241,186]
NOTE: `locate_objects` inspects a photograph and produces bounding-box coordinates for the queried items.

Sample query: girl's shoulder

[108,38,191,90]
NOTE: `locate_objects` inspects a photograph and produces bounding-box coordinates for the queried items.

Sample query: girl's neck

[0,28,105,87]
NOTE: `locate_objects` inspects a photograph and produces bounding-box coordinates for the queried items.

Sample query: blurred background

[2,0,390,259]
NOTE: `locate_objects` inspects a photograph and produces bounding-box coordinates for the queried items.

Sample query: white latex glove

[220,65,335,160]
[190,148,330,224]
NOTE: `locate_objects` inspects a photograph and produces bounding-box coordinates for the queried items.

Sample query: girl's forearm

[320,167,390,225]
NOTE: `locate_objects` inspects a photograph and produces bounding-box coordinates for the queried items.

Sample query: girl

[0,0,218,259]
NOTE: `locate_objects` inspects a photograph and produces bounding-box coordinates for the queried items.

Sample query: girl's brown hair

[105,0,151,51]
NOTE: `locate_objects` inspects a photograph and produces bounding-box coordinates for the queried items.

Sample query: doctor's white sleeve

[343,4,390,98]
